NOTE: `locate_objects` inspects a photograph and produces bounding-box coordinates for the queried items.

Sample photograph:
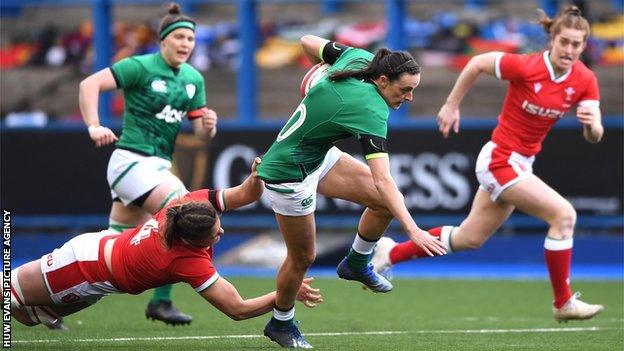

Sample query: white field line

[13,327,619,344]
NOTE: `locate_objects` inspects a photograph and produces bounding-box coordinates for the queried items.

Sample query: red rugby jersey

[491,51,600,156]
[108,189,226,294]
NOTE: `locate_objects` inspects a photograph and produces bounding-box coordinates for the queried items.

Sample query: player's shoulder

[507,51,544,70]
[179,63,204,81]
[346,83,388,115]
[572,59,597,80]
[126,52,158,66]
[334,47,373,65]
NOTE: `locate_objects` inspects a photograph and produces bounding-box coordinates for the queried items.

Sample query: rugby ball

[300,62,331,97]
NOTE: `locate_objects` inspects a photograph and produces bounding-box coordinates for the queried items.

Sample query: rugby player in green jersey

[258,35,447,348]
[78,3,216,327]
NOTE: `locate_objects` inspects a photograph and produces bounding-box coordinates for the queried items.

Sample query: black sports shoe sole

[146,315,192,326]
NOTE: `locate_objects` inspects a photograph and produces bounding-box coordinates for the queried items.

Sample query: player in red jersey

[372,6,604,322]
[8,158,323,329]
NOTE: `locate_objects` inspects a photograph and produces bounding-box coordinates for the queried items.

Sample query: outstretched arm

[438,52,499,138]
[367,157,447,256]
[222,157,264,211]
[79,68,119,147]
[199,277,322,321]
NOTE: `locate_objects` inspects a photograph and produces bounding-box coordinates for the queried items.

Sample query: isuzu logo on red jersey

[521,100,565,119]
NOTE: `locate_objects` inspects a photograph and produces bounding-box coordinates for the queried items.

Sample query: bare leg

[451,188,515,250]
[318,154,393,239]
[274,214,316,310]
[500,175,575,239]
[109,201,151,233]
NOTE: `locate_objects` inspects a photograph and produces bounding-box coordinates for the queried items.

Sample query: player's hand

[296,277,323,308]
[250,157,262,177]
[437,103,460,138]
[201,108,218,132]
[576,106,597,127]
[88,125,118,148]
[407,228,447,257]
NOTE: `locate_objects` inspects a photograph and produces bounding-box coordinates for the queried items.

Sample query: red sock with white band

[544,237,574,308]
[389,226,455,264]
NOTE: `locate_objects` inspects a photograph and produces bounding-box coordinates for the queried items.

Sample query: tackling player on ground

[8,158,323,329]
[78,3,216,326]
[372,6,604,323]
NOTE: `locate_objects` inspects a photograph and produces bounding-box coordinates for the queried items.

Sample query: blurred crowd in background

[2,9,622,72]
[1,1,622,124]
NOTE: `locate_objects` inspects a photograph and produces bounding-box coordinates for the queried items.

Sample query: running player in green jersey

[259,35,447,348]
[78,3,216,326]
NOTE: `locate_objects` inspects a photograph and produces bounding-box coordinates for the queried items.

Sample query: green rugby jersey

[110,52,206,160]
[258,47,389,183]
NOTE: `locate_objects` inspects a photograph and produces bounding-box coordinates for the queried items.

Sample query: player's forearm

[194,125,217,141]
[444,65,481,107]
[231,292,276,320]
[372,176,420,236]
[583,123,603,144]
[79,79,102,127]
[445,54,493,107]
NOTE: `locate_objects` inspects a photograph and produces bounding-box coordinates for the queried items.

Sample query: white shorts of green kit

[265,146,343,216]
[107,149,186,205]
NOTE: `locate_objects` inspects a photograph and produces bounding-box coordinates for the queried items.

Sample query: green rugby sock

[346,248,371,270]
[151,284,173,303]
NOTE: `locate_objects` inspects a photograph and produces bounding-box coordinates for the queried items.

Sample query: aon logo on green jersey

[155,105,185,123]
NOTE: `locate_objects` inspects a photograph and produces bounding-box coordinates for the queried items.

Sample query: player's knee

[291,250,316,270]
[364,205,392,221]
[550,203,577,234]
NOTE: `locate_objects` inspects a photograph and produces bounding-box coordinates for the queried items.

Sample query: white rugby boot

[553,292,604,323]
[371,236,397,280]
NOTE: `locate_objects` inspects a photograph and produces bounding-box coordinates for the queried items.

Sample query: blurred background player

[257,34,447,348]
[372,6,604,323]
[9,158,323,329]
[78,2,217,326]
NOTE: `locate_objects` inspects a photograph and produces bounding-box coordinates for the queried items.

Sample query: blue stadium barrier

[11,213,624,231]
[10,231,624,280]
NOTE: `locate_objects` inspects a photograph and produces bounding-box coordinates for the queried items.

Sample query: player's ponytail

[159,2,196,41]
[329,48,420,83]
[538,5,590,42]
[164,201,218,249]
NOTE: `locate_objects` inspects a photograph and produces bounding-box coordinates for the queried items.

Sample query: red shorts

[40,231,122,305]
[475,141,535,201]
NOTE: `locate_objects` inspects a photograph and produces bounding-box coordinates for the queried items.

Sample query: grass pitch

[11,278,623,350]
